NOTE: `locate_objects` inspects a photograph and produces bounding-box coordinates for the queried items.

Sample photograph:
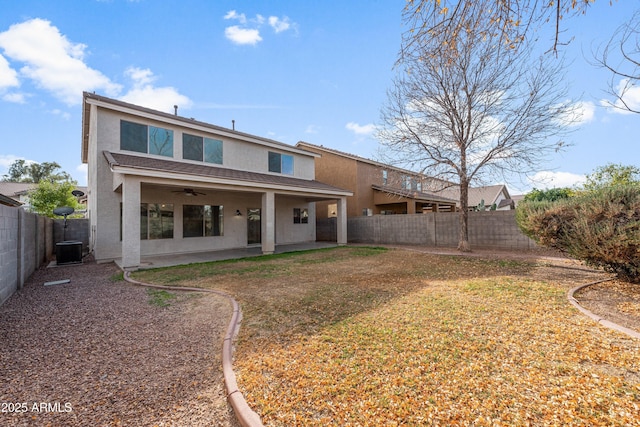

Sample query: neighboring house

[295,142,516,216]
[81,92,352,270]
[438,184,515,211]
[0,182,35,208]
[0,192,22,207]
[470,184,514,210]
[0,182,88,212]
[296,142,458,218]
[511,194,525,207]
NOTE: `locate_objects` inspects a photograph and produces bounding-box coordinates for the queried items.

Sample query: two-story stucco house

[81,92,351,270]
[295,142,458,218]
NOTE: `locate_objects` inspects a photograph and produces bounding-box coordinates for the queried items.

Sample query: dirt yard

[0,258,239,427]
[1,247,637,426]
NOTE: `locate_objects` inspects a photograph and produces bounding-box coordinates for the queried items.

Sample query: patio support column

[121,176,141,270]
[262,191,275,254]
[337,196,347,246]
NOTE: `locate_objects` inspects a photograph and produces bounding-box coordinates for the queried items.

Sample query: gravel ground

[0,258,239,427]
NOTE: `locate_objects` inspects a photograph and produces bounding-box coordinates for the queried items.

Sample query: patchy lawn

[132,247,640,426]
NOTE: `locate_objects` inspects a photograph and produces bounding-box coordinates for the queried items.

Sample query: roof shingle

[104,151,352,195]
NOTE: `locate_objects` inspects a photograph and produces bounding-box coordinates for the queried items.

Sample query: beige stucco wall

[275,195,316,244]
[87,105,319,262]
[94,109,315,179]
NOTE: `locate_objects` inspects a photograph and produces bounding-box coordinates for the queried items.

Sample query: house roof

[0,182,36,197]
[468,184,511,207]
[297,141,454,188]
[371,184,458,204]
[83,92,319,164]
[103,151,353,197]
[0,193,22,206]
[434,184,512,207]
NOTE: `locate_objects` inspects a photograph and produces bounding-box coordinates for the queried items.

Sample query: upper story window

[382,170,388,185]
[401,175,409,190]
[120,120,173,157]
[183,133,223,164]
[268,151,293,175]
[400,175,421,192]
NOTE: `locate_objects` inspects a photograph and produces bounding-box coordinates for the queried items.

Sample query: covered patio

[102,151,351,270]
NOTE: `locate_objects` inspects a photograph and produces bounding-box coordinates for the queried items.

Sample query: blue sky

[0,0,638,194]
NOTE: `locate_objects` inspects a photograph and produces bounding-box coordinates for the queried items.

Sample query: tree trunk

[458,179,471,252]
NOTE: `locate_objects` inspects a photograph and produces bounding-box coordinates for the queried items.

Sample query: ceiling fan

[172,188,206,196]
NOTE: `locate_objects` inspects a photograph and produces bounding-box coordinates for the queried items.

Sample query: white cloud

[0,154,24,169]
[223,11,296,45]
[600,78,640,114]
[0,54,19,88]
[0,155,36,178]
[50,108,71,120]
[224,10,247,24]
[527,171,586,190]
[75,163,88,186]
[120,67,192,113]
[0,18,121,105]
[346,122,376,136]
[553,100,595,127]
[305,124,320,134]
[125,67,155,86]
[2,92,25,103]
[269,16,291,33]
[224,26,262,45]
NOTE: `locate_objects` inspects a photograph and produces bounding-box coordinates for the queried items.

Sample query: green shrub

[517,185,640,283]
[524,187,574,202]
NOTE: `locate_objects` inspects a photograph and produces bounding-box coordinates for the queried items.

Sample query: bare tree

[594,10,640,114]
[378,0,575,251]
[401,0,595,58]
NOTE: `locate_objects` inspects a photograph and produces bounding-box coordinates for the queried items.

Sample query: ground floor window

[293,208,308,224]
[141,203,174,239]
[183,205,223,237]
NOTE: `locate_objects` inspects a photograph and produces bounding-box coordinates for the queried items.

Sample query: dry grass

[132,247,640,426]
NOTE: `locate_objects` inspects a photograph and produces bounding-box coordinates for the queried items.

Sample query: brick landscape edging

[568,279,640,340]
[123,272,265,427]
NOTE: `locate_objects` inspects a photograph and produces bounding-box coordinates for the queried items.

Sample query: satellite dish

[72,190,85,197]
[53,207,75,241]
[53,206,75,217]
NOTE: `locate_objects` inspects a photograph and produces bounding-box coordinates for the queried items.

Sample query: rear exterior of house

[82,93,351,269]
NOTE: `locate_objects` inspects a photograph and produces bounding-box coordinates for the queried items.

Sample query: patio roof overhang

[103,151,353,201]
[371,184,458,206]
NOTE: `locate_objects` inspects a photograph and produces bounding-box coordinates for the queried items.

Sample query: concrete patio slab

[115,242,339,270]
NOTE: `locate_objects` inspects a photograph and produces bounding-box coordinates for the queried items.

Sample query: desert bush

[517,185,640,283]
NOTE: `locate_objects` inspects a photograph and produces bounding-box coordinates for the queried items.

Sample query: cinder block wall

[53,218,90,254]
[340,210,537,250]
[0,205,20,305]
[0,207,55,306]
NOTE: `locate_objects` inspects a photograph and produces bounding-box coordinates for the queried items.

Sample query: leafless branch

[379,0,575,250]
[593,10,640,114]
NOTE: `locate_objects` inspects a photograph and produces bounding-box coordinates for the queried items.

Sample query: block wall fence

[319,210,538,251]
[3,207,532,305]
[0,204,89,306]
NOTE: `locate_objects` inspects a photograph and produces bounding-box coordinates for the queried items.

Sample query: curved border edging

[123,272,265,427]
[568,279,640,340]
